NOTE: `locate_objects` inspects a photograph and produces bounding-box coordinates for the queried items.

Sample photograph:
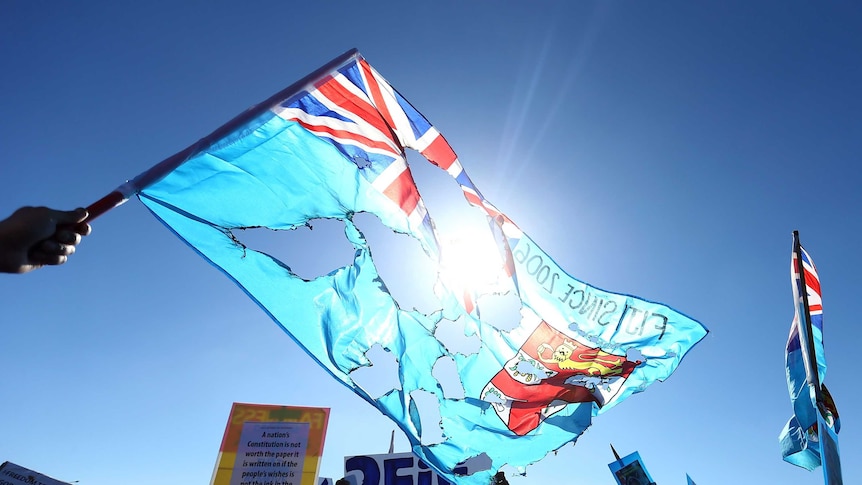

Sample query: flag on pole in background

[779,233,841,477]
[100,49,707,485]
[607,450,654,485]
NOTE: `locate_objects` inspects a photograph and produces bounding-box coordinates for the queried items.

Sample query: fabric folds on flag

[132,49,707,485]
[779,236,839,470]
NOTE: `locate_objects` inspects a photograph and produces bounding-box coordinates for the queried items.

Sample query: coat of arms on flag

[482,321,639,435]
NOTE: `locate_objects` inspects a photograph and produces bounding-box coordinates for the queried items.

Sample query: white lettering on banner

[343,453,475,485]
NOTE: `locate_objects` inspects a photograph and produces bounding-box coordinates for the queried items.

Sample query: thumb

[52,207,89,225]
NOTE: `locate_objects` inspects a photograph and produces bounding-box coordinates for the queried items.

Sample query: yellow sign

[210,403,330,485]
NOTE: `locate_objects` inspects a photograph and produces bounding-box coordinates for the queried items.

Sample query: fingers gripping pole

[84,182,136,223]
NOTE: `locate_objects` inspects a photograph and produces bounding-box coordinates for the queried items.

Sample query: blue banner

[608,451,654,485]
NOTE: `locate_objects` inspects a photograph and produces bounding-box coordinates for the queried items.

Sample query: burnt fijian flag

[88,49,708,485]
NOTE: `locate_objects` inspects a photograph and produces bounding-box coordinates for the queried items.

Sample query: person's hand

[0,206,92,274]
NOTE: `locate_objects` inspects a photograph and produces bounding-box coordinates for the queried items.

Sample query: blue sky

[1,1,860,484]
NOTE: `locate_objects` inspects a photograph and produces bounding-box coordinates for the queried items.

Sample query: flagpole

[80,48,362,223]
[792,230,824,405]
[610,443,622,463]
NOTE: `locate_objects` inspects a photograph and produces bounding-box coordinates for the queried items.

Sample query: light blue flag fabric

[130,50,708,485]
[780,415,821,471]
[779,384,840,471]
[686,473,696,485]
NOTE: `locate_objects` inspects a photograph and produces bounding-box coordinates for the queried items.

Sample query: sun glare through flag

[86,49,708,485]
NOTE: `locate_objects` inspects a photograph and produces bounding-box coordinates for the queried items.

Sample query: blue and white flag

[115,50,708,485]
